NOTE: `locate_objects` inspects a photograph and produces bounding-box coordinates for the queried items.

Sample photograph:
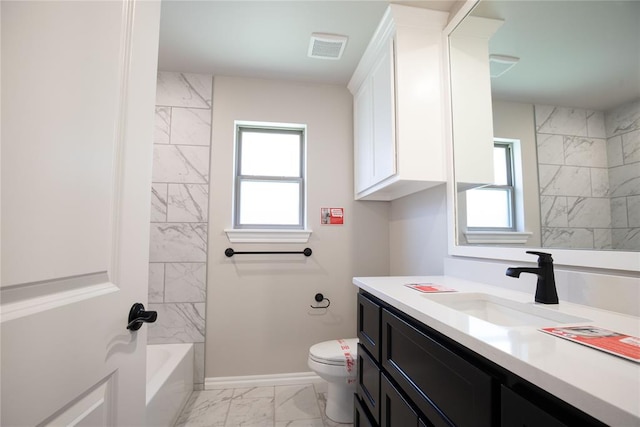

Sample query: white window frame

[466,140,517,232]
[463,138,532,245]
[226,121,311,243]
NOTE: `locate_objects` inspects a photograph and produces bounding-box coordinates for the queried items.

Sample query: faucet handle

[526,251,553,264]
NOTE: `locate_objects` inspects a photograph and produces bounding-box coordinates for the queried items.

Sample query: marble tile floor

[174,382,353,427]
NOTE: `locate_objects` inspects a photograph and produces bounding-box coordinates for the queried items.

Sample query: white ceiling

[158,1,640,111]
[157,0,457,85]
[466,1,640,111]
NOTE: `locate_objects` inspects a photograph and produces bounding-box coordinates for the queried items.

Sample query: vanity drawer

[357,344,380,425]
[380,373,419,427]
[358,292,381,361]
[355,394,376,427]
[382,309,493,427]
[501,385,566,427]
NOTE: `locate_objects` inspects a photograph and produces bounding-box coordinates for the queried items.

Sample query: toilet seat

[309,338,358,366]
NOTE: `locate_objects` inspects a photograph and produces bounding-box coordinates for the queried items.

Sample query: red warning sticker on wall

[321,208,344,225]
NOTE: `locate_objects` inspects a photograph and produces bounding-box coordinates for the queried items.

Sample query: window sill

[464,231,532,245]
[224,229,312,243]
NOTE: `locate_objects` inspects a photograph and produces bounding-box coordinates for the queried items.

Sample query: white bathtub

[146,343,194,427]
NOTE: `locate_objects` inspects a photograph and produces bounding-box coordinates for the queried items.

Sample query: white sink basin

[424,292,590,327]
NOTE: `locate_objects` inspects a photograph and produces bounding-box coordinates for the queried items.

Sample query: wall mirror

[448,0,640,270]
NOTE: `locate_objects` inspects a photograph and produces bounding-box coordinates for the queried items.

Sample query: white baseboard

[204,371,323,390]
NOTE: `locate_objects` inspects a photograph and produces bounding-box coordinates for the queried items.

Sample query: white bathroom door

[1,1,161,426]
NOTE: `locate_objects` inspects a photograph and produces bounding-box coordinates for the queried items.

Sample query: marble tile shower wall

[148,72,213,387]
[535,101,640,250]
[605,100,640,250]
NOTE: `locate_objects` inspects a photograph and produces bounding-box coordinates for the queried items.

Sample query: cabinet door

[380,374,418,427]
[382,309,493,427]
[501,386,567,427]
[353,40,396,196]
[353,82,374,193]
[357,344,380,425]
[370,40,396,185]
[355,395,376,427]
[358,293,381,361]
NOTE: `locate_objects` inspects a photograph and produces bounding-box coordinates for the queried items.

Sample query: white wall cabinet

[353,41,395,193]
[349,5,449,201]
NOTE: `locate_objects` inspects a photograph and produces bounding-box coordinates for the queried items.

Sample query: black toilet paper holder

[310,293,330,309]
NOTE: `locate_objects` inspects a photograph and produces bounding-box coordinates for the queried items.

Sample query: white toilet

[308,338,359,423]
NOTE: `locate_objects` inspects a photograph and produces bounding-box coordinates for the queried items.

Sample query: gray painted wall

[205,76,390,378]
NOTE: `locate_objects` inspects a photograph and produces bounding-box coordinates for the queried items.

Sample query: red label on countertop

[405,283,457,293]
[540,326,640,363]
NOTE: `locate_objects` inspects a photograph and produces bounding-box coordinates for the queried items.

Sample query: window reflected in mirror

[466,142,515,230]
[450,0,639,251]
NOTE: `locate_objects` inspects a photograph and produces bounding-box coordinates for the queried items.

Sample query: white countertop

[353,275,640,426]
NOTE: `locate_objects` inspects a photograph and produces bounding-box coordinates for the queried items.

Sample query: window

[234,123,305,229]
[466,141,516,230]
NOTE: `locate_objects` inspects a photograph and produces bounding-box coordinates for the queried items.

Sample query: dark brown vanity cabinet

[380,373,419,427]
[356,291,491,426]
[357,343,380,425]
[356,293,382,426]
[355,395,375,427]
[355,291,607,427]
[382,309,492,426]
[501,386,566,427]
[358,292,381,360]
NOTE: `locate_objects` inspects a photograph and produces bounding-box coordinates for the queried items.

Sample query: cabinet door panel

[370,40,396,184]
[355,395,376,427]
[357,344,380,425]
[358,293,381,361]
[381,373,418,427]
[382,310,493,427]
[354,83,374,192]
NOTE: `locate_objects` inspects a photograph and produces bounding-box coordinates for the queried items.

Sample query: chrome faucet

[506,251,559,304]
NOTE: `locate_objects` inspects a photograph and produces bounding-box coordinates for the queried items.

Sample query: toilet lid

[309,338,358,366]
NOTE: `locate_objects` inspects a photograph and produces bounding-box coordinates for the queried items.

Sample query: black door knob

[127,303,157,331]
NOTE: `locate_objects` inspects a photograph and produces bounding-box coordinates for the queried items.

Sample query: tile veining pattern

[148,72,213,387]
[535,100,640,250]
[175,383,351,427]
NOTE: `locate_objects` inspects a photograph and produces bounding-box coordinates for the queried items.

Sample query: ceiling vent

[490,54,520,78]
[308,33,348,60]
